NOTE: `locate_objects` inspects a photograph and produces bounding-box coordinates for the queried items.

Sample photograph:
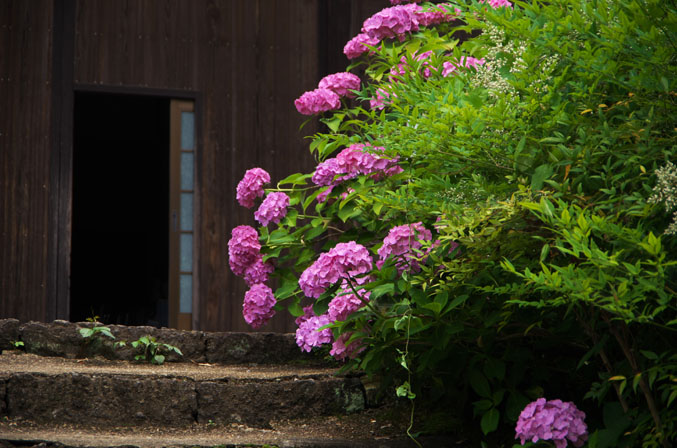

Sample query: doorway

[71,92,170,326]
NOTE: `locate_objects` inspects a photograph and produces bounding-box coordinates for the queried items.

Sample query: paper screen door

[169,100,196,330]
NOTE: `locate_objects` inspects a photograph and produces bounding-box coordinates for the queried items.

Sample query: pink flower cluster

[318,73,361,98]
[330,332,364,360]
[299,241,373,298]
[390,51,435,80]
[236,168,270,208]
[242,284,276,329]
[515,398,588,448]
[295,71,361,116]
[294,88,341,116]
[312,144,402,202]
[377,222,433,273]
[254,192,290,226]
[481,0,513,8]
[442,56,486,77]
[370,87,396,110]
[295,314,333,352]
[328,282,370,322]
[344,33,381,60]
[228,225,263,277]
[415,3,460,27]
[389,0,421,4]
[362,4,420,42]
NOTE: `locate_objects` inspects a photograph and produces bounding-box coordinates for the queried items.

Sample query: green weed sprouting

[115,335,183,365]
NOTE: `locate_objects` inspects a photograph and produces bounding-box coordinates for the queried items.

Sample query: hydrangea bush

[228,0,676,445]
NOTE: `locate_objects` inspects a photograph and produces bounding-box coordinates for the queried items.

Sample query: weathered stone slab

[6,373,197,426]
[0,376,6,417]
[196,376,365,428]
[0,320,20,351]
[204,332,320,365]
[20,321,82,358]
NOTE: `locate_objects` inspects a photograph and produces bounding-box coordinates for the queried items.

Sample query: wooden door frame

[49,81,202,328]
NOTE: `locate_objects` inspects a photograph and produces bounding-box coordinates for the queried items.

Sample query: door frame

[50,83,202,328]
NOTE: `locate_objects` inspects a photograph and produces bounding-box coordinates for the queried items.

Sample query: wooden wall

[0,0,54,322]
[1,0,388,332]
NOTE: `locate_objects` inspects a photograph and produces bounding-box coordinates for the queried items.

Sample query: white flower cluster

[648,161,677,235]
[475,23,558,98]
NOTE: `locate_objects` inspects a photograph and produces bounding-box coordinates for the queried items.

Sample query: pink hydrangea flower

[343,33,380,59]
[312,159,341,186]
[228,225,261,277]
[316,185,334,203]
[318,72,361,98]
[442,56,486,77]
[415,3,461,27]
[242,284,276,329]
[254,192,290,226]
[328,285,370,323]
[362,4,420,42]
[330,332,365,361]
[389,0,421,4]
[294,304,316,326]
[481,0,513,8]
[390,51,436,81]
[299,241,373,298]
[515,398,588,448]
[377,222,433,273]
[236,168,270,208]
[370,87,396,110]
[294,88,341,115]
[295,314,333,352]
[243,256,274,286]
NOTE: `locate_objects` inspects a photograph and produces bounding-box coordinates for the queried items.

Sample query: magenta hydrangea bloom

[294,88,341,115]
[377,222,433,273]
[316,185,334,204]
[481,0,513,8]
[343,33,380,60]
[515,398,588,448]
[328,285,370,323]
[370,87,396,110]
[389,0,421,4]
[312,159,341,186]
[362,4,420,42]
[390,51,436,81]
[228,225,261,277]
[299,241,373,298]
[254,192,290,226]
[294,304,316,326]
[242,283,276,329]
[243,256,274,286]
[318,72,361,98]
[442,56,486,77]
[295,314,333,352]
[330,332,364,361]
[415,3,460,27]
[236,168,270,208]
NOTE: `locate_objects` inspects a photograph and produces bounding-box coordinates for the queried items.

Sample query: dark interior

[71,92,169,327]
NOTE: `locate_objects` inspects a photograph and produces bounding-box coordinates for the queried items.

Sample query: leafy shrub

[229,0,676,445]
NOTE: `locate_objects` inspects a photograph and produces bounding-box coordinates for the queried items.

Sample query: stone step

[0,319,322,365]
[0,353,364,429]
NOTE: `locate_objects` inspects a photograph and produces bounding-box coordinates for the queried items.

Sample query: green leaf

[469,369,491,398]
[480,408,499,435]
[153,354,165,365]
[531,164,553,191]
[370,283,395,299]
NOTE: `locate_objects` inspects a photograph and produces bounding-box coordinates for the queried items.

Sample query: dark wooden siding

[72,0,324,332]
[0,0,54,321]
[1,0,389,332]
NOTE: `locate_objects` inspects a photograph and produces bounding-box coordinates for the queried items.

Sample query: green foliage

[115,335,183,365]
[79,326,115,341]
[251,0,677,444]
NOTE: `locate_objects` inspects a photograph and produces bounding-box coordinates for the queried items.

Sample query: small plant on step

[79,326,115,341]
[116,335,182,365]
[9,340,24,350]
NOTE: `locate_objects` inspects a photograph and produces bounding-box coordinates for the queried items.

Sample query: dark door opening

[71,92,170,327]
